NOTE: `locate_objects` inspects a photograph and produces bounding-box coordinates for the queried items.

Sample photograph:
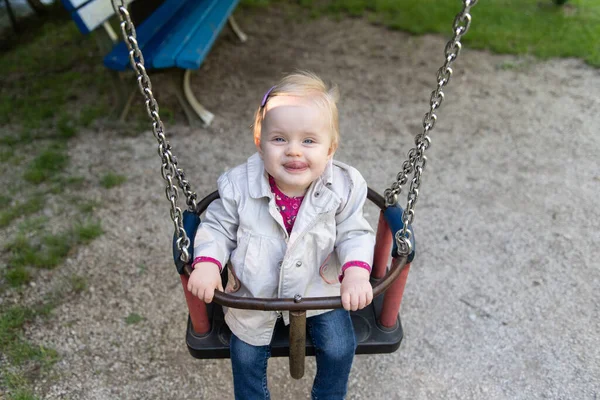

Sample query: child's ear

[255,137,263,157]
[328,142,337,159]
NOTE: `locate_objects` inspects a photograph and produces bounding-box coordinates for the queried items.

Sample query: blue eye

[273,137,285,142]
[303,138,315,144]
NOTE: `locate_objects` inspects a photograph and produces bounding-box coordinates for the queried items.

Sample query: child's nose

[286,141,302,156]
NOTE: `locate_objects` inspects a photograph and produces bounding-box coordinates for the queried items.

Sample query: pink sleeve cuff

[338,261,372,282]
[192,256,223,273]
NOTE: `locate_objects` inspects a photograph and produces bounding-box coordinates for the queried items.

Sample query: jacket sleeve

[193,173,239,270]
[334,170,375,273]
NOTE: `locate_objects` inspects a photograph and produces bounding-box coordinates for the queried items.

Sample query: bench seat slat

[151,0,219,69]
[176,0,240,70]
[103,0,191,71]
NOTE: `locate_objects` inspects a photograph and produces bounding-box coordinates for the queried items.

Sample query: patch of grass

[8,389,39,400]
[0,196,46,229]
[23,145,69,184]
[56,114,78,140]
[125,313,144,325]
[70,275,88,293]
[3,371,39,400]
[17,216,50,232]
[0,302,58,400]
[6,232,70,271]
[5,233,68,272]
[242,0,600,67]
[0,18,109,128]
[76,199,101,215]
[48,175,86,195]
[0,194,11,209]
[100,172,127,189]
[4,220,103,286]
[5,265,32,287]
[0,305,58,367]
[74,220,103,243]
[78,105,108,128]
[137,262,147,275]
[0,148,17,164]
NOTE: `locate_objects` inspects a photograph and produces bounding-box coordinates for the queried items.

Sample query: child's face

[257,95,335,197]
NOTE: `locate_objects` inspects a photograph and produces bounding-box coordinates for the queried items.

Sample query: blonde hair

[253,71,340,151]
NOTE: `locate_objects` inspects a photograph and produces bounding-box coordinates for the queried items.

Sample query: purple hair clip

[261,86,276,108]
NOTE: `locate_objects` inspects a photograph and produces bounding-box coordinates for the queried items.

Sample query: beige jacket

[193,153,374,346]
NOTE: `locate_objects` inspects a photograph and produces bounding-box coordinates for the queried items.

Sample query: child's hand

[187,262,223,303]
[340,267,373,311]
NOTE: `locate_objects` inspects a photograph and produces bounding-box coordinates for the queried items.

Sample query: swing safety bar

[182,256,408,311]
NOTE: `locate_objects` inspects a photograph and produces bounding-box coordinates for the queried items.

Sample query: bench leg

[228,16,247,43]
[119,84,138,122]
[171,69,214,127]
[107,70,131,121]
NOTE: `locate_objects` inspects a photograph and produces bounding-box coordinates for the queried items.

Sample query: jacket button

[315,191,320,197]
[295,261,302,267]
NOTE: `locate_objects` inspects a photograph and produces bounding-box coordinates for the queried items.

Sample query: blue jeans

[230,309,357,400]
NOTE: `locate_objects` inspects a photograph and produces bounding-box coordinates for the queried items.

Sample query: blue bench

[62,0,247,126]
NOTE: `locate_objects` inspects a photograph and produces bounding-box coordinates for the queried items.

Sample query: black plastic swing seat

[186,291,403,359]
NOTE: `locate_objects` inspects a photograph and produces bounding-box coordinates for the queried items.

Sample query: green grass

[74,220,104,243]
[242,0,600,67]
[0,305,58,366]
[75,199,101,215]
[23,145,69,184]
[70,275,88,293]
[0,197,46,228]
[3,371,40,400]
[0,17,109,128]
[100,172,127,189]
[1,303,58,400]
[4,220,103,287]
[125,313,144,325]
[0,194,11,209]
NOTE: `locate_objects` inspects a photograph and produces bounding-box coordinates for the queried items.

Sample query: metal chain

[111,0,197,263]
[384,0,477,256]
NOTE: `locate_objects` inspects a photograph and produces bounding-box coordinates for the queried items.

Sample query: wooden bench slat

[176,0,240,70]
[151,0,219,69]
[103,0,190,71]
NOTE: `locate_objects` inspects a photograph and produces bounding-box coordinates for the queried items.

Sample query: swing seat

[186,280,403,359]
[175,188,415,361]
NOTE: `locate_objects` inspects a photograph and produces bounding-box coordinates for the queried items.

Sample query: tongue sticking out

[284,161,308,170]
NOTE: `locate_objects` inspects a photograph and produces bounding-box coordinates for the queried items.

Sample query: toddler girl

[188,71,375,400]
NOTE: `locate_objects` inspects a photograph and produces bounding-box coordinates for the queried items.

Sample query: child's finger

[342,292,351,311]
[204,287,215,303]
[350,293,359,311]
[358,292,367,310]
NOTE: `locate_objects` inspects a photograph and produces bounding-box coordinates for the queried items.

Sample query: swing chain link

[111,0,197,263]
[384,0,477,256]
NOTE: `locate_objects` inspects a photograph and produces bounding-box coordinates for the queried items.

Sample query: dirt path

[9,6,600,399]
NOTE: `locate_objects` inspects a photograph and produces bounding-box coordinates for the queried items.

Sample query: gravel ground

[2,5,599,400]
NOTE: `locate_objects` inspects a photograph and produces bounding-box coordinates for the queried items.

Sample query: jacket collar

[246,152,335,201]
